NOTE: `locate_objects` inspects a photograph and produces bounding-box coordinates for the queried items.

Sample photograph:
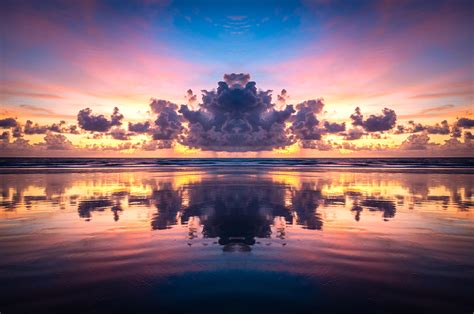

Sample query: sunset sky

[1,0,473,157]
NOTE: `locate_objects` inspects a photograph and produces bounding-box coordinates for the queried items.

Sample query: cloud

[339,142,389,151]
[409,91,472,99]
[9,73,465,155]
[149,99,183,141]
[343,128,365,140]
[24,120,49,134]
[109,128,131,141]
[41,133,74,150]
[425,120,450,135]
[185,89,197,105]
[395,131,472,153]
[440,137,473,153]
[323,121,346,133]
[128,121,151,133]
[290,99,324,141]
[451,125,462,138]
[419,104,454,114]
[0,118,18,128]
[84,142,140,152]
[177,74,298,151]
[223,73,251,86]
[300,139,335,150]
[443,116,474,138]
[1,131,10,141]
[12,119,80,137]
[12,126,22,138]
[0,137,32,151]
[277,89,289,105]
[19,104,56,114]
[140,140,174,150]
[396,118,473,138]
[350,107,397,132]
[399,133,432,150]
[401,120,451,135]
[77,107,123,132]
[456,118,474,128]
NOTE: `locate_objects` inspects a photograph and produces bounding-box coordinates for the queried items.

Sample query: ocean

[0,158,473,313]
[1,157,473,169]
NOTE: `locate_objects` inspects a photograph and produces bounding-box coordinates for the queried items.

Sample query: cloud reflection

[0,170,472,250]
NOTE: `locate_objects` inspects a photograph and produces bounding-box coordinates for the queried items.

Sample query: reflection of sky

[1,169,472,234]
[0,169,473,313]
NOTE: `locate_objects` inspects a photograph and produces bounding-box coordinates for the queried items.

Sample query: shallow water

[0,166,473,313]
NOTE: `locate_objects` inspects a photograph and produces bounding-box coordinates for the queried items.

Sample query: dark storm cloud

[177,75,298,151]
[77,107,123,132]
[350,107,397,132]
[0,118,18,128]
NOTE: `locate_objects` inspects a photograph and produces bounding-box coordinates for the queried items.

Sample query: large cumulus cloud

[118,74,399,151]
[177,74,297,151]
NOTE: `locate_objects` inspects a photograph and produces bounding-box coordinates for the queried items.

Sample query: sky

[0,0,473,157]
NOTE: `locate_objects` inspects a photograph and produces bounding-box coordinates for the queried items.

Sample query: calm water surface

[0,165,473,313]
